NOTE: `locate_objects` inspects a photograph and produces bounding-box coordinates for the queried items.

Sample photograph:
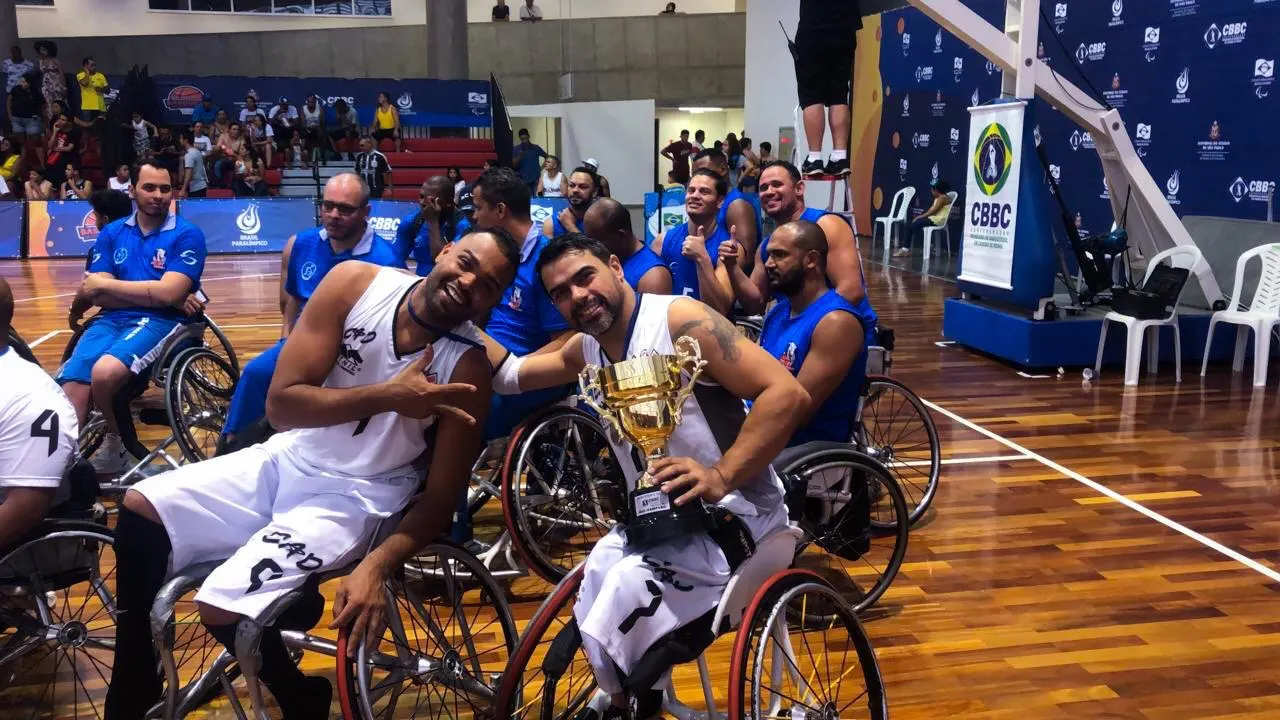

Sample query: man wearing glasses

[219,173,405,450]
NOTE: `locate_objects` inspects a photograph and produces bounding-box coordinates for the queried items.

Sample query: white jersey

[0,348,78,507]
[579,293,786,521]
[266,267,484,480]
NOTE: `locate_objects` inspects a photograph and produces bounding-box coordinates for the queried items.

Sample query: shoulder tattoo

[673,305,742,364]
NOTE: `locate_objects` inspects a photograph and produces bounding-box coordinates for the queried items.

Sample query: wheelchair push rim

[854,376,941,527]
[166,347,236,464]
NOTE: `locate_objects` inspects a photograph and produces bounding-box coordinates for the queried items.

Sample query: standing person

[739,137,760,191]
[691,129,706,152]
[724,133,747,189]
[60,163,91,200]
[757,140,774,165]
[33,41,65,122]
[219,173,406,448]
[543,166,598,238]
[2,46,33,97]
[75,57,108,125]
[103,229,520,720]
[179,130,209,198]
[108,163,132,195]
[370,92,402,154]
[652,169,734,315]
[192,122,214,156]
[660,129,694,185]
[354,136,392,199]
[492,0,511,20]
[583,197,672,294]
[692,148,762,269]
[582,157,611,197]
[519,0,543,21]
[793,0,861,176]
[395,175,459,277]
[536,155,565,198]
[6,72,43,146]
[126,110,157,159]
[512,128,547,193]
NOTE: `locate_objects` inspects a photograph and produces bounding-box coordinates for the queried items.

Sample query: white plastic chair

[921,191,959,262]
[874,186,916,258]
[1094,245,1204,386]
[1199,243,1280,387]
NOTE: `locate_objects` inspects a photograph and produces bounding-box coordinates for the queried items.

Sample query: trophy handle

[578,364,625,437]
[670,336,709,425]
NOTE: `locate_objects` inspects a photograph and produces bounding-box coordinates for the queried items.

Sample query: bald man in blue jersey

[395,175,461,277]
[582,197,671,294]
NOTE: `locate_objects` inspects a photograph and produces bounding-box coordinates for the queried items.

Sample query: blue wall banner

[178,198,317,255]
[0,202,23,259]
[368,200,420,244]
[530,198,571,230]
[152,75,491,129]
[27,200,101,258]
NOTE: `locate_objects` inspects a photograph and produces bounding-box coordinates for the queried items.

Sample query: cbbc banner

[179,199,317,254]
[530,197,571,231]
[368,200,420,244]
[153,75,492,129]
[27,201,106,258]
[960,101,1026,290]
[0,202,23,259]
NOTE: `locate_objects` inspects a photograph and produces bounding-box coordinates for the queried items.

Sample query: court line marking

[27,330,67,347]
[900,454,1034,467]
[921,398,1280,584]
[14,273,280,303]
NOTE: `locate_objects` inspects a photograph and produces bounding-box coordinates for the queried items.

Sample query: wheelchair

[65,311,239,487]
[493,526,889,719]
[0,464,117,719]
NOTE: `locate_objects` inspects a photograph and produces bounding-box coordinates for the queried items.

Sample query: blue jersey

[760,290,866,446]
[760,207,878,330]
[659,222,730,300]
[455,215,473,241]
[87,212,207,321]
[622,246,664,290]
[717,188,762,249]
[286,226,405,308]
[394,210,459,277]
[486,227,571,356]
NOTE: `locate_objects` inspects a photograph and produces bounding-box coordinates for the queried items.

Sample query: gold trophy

[578,336,710,547]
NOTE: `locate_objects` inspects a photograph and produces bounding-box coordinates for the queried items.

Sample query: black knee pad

[115,505,172,560]
[630,687,664,719]
[202,618,240,653]
[274,576,324,632]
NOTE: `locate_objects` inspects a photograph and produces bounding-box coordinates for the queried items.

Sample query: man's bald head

[0,277,13,340]
[583,197,637,258]
[778,219,828,267]
[324,172,370,207]
[321,173,372,243]
[423,174,456,211]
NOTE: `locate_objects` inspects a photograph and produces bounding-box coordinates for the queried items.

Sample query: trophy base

[624,487,711,548]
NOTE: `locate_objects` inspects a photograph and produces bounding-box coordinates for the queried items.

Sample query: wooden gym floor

[4,250,1280,719]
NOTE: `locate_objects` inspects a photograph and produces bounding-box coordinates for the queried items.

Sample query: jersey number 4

[30,409,60,456]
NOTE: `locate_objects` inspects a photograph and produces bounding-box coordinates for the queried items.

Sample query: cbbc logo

[1204,22,1246,49]
[1229,177,1276,203]
[367,216,402,238]
[467,92,488,104]
[1075,42,1106,63]
[1069,130,1095,151]
[912,132,931,149]
[915,66,934,82]
[971,202,1013,229]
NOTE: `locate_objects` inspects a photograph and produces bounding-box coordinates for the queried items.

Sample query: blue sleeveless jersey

[760,290,867,446]
[395,210,460,277]
[659,222,730,300]
[622,246,664,290]
[285,227,405,308]
[760,207,878,330]
[717,188,762,249]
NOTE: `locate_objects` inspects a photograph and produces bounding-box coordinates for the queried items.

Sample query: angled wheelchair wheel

[728,569,888,720]
[735,315,764,344]
[166,347,236,463]
[501,407,623,584]
[493,567,598,720]
[854,376,941,527]
[7,329,40,368]
[0,520,117,720]
[199,316,241,382]
[780,448,909,614]
[337,541,517,719]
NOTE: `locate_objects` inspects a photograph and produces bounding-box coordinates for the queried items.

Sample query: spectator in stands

[153,126,182,179]
[75,57,107,124]
[739,137,760,191]
[269,96,299,157]
[44,114,78,187]
[7,73,42,146]
[492,0,510,21]
[239,94,266,125]
[2,46,33,95]
[519,0,543,21]
[24,168,53,200]
[0,175,10,199]
[215,122,246,184]
[232,147,268,198]
[108,163,131,195]
[0,139,20,184]
[211,108,231,142]
[661,2,678,14]
[661,129,693,185]
[448,166,465,202]
[328,98,360,160]
[180,131,209,199]
[692,129,705,152]
[190,95,218,125]
[897,180,953,257]
[758,140,773,164]
[370,91,403,154]
[513,128,547,192]
[300,94,323,160]
[192,121,213,156]
[127,110,157,159]
[536,155,565,198]
[288,130,308,170]
[355,135,392,199]
[582,157,610,197]
[247,114,275,168]
[61,163,91,200]
[33,41,64,122]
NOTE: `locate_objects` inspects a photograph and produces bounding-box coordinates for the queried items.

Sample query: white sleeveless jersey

[270,266,484,479]
[579,294,786,520]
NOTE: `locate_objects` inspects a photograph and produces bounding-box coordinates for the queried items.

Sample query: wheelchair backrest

[712,525,803,633]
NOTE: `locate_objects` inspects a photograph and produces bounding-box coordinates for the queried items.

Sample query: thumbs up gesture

[682,224,711,265]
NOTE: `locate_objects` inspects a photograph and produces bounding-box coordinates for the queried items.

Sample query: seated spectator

[238,94,266,126]
[211,109,231,142]
[153,126,183,177]
[369,92,402,153]
[44,114,79,187]
[24,168,53,199]
[493,0,510,20]
[7,72,43,146]
[897,180,953,257]
[108,163,132,195]
[127,111,157,159]
[75,57,107,125]
[61,163,91,200]
[190,95,218,125]
[519,0,542,21]
[180,131,209,199]
[328,98,360,160]
[0,138,21,184]
[214,122,246,184]
[247,114,275,168]
[288,130,308,170]
[232,147,268,197]
[192,121,214,156]
[268,96,299,157]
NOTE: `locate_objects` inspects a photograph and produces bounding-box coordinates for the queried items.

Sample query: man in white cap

[583,158,611,198]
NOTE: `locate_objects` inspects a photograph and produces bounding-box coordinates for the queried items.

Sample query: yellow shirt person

[76,59,108,113]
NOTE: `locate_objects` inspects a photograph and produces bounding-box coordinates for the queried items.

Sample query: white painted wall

[509,99,656,205]
[468,0,735,22]
[743,0,800,163]
[654,107,745,179]
[16,0,425,37]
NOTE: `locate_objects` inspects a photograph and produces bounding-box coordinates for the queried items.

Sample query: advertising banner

[529,198,571,232]
[27,201,102,258]
[368,200,420,245]
[959,101,1025,290]
[0,202,24,259]
[178,198,317,254]
[642,190,762,245]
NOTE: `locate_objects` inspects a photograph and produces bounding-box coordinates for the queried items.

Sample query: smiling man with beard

[543,165,600,238]
[484,232,808,719]
[105,229,521,720]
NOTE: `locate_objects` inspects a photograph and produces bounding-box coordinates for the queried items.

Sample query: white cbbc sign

[960,101,1026,290]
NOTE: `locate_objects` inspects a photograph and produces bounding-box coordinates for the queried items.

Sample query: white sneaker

[89,433,130,475]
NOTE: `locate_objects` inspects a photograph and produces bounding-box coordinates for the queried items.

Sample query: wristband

[493,353,524,395]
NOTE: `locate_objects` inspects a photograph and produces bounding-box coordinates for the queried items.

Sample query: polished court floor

[5,249,1280,718]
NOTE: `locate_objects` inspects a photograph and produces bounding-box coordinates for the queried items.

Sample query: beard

[569,194,592,211]
[767,267,805,297]
[570,289,622,336]
[421,272,472,328]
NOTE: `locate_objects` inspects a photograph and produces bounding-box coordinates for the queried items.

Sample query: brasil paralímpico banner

[0,202,23,259]
[176,198,317,254]
[959,101,1025,291]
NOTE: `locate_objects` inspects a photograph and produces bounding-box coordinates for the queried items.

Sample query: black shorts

[373,128,397,142]
[794,40,856,108]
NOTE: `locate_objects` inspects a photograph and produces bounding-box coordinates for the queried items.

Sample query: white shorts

[132,442,419,621]
[574,504,787,694]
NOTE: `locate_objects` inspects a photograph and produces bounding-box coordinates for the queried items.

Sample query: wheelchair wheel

[780,448,909,614]
[501,407,623,584]
[0,520,117,720]
[854,376,941,526]
[728,569,888,720]
[166,347,236,463]
[8,328,40,368]
[200,316,241,382]
[493,566,595,720]
[61,319,95,364]
[336,541,517,719]
[735,315,764,344]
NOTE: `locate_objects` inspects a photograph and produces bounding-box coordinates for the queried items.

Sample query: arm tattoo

[673,306,742,364]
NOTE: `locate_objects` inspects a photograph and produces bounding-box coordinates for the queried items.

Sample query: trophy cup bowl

[579,336,709,548]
